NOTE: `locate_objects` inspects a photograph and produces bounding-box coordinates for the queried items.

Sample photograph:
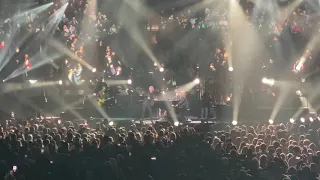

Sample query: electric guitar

[96,87,116,106]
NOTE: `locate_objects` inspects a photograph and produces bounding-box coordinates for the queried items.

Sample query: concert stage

[62,102,308,125]
[1,87,306,125]
[61,103,304,124]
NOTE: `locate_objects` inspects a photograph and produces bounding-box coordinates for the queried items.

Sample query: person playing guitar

[97,86,108,106]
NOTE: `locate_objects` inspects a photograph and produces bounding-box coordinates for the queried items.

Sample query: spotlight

[232,120,237,125]
[58,80,62,85]
[159,67,164,72]
[154,63,157,66]
[109,121,114,126]
[28,80,37,84]
[268,119,274,124]
[261,77,275,86]
[228,67,234,72]
[262,77,268,84]
[269,79,275,86]
[194,78,200,84]
[290,118,295,123]
[127,79,132,85]
[92,68,97,73]
[300,117,305,123]
[309,117,314,122]
[174,121,179,127]
[296,90,302,96]
[226,97,231,102]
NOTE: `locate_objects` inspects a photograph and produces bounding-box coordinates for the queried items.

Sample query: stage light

[228,67,233,72]
[28,80,38,84]
[300,117,305,123]
[270,79,275,86]
[58,80,62,85]
[92,68,97,73]
[127,79,132,85]
[194,78,200,84]
[268,119,274,124]
[309,117,314,122]
[154,63,157,66]
[174,121,179,126]
[261,77,275,86]
[262,77,268,84]
[109,121,114,126]
[232,120,237,125]
[226,97,231,102]
[159,67,164,72]
[296,90,302,96]
[290,118,295,123]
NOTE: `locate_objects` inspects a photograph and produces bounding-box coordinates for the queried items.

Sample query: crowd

[1,116,320,180]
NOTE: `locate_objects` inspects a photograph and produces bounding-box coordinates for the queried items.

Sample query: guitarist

[141,86,155,120]
[97,86,109,106]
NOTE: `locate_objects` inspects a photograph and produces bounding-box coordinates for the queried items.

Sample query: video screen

[67,61,85,85]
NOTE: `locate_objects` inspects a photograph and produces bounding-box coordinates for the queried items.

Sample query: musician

[141,86,155,120]
[97,86,108,106]
[201,90,213,119]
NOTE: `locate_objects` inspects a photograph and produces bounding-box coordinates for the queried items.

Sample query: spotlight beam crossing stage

[1,3,66,80]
